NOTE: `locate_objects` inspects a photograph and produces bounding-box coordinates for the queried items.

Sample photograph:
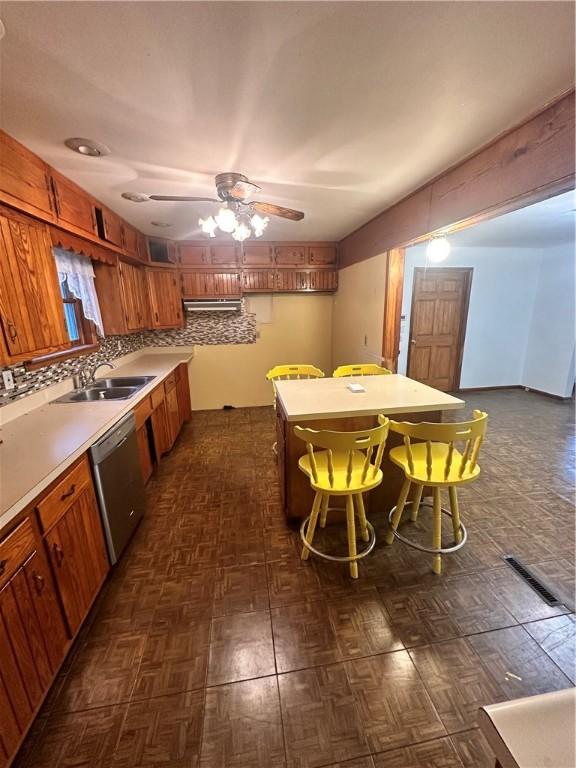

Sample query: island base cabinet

[176,363,191,424]
[45,487,109,636]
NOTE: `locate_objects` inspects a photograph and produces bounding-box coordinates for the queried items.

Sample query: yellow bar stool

[380,410,488,574]
[266,365,324,454]
[294,419,390,578]
[333,364,392,377]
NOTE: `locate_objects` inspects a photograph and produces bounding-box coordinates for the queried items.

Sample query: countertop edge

[282,400,465,422]
[0,352,192,534]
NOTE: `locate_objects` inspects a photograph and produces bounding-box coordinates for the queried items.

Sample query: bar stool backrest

[266,365,325,381]
[294,419,390,488]
[333,364,391,377]
[383,410,488,480]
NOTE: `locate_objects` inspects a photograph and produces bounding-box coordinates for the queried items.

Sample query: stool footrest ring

[300,516,376,563]
[387,501,467,554]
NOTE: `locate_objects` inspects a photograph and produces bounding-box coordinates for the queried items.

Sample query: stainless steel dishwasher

[89,411,146,564]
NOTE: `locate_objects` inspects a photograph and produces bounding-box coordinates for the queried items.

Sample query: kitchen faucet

[74,360,116,389]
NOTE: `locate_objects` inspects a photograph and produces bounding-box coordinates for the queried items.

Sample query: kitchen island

[274,374,464,521]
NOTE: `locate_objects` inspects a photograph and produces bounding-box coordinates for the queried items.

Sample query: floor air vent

[502,555,561,606]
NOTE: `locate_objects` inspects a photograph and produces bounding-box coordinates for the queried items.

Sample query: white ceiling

[0,1,574,241]
[411,190,576,251]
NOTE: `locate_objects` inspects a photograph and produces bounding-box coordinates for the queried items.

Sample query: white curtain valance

[53,247,105,337]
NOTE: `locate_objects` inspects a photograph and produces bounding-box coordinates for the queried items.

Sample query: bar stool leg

[432,487,442,575]
[449,486,462,544]
[301,491,323,561]
[386,478,411,544]
[410,483,424,522]
[355,493,369,542]
[346,494,358,578]
[319,493,329,529]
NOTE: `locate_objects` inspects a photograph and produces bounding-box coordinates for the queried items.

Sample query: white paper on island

[347,383,366,393]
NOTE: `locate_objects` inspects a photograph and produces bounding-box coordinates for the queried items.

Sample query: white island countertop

[275,374,465,422]
[0,351,192,532]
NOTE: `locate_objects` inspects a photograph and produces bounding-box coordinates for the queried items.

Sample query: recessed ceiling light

[151,221,171,228]
[121,192,149,203]
[64,137,110,157]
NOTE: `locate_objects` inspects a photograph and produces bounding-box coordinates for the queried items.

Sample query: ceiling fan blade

[251,201,305,221]
[229,179,262,201]
[148,195,219,202]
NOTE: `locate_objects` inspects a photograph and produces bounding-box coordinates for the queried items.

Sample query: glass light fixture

[250,213,269,238]
[199,216,218,238]
[215,206,238,233]
[232,222,251,242]
[427,234,451,262]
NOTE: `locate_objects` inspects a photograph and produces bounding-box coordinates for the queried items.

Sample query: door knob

[410,339,416,345]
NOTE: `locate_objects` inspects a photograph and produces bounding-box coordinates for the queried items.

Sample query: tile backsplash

[0,306,256,406]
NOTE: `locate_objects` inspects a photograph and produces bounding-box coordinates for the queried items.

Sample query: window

[59,277,96,346]
[54,248,105,347]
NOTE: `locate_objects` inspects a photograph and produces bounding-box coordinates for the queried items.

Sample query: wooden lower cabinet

[45,485,108,635]
[165,385,180,449]
[176,363,192,423]
[136,424,153,484]
[150,397,170,458]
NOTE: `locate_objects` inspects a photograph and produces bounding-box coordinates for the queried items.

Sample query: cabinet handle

[0,558,7,576]
[32,572,45,594]
[60,483,76,500]
[3,319,18,342]
[52,543,64,566]
[155,311,159,322]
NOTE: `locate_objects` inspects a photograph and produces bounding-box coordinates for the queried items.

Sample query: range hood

[184,299,242,312]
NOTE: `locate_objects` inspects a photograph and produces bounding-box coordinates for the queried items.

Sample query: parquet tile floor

[15,390,575,767]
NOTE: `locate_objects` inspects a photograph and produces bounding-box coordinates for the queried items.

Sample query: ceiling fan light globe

[427,235,450,263]
[215,207,238,233]
[250,213,269,233]
[232,222,251,242]
[199,216,218,237]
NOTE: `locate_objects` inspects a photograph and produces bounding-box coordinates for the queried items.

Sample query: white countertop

[0,351,193,532]
[275,374,465,422]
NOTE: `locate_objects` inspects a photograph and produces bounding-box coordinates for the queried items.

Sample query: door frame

[406,266,473,391]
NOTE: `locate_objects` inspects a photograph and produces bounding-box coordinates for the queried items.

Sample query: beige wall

[331,253,386,369]
[189,294,334,410]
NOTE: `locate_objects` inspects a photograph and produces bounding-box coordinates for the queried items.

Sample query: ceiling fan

[122,172,304,241]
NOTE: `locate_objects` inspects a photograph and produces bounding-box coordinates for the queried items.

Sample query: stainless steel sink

[55,386,139,403]
[87,376,156,389]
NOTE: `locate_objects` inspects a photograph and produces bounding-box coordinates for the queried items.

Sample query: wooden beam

[339,91,575,267]
[381,248,405,372]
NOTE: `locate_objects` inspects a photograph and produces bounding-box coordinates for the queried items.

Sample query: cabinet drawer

[133,395,153,429]
[164,371,177,393]
[0,517,35,589]
[151,384,165,410]
[36,456,92,533]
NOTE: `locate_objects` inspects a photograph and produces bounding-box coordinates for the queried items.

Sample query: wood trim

[50,226,117,265]
[339,90,575,267]
[381,248,405,371]
[25,343,100,371]
[459,384,572,401]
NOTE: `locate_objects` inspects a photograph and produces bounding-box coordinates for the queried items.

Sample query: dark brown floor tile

[200,677,285,768]
[23,704,126,767]
[213,564,269,616]
[157,567,216,616]
[409,638,506,733]
[372,737,464,767]
[524,615,576,683]
[170,541,219,570]
[328,592,404,658]
[264,528,301,563]
[207,611,275,686]
[112,690,204,767]
[55,633,146,712]
[217,527,266,567]
[279,664,369,768]
[526,559,576,611]
[345,651,446,753]
[450,729,495,768]
[267,559,323,608]
[272,600,342,673]
[482,566,571,622]
[468,625,572,699]
[132,613,210,700]
[322,759,374,768]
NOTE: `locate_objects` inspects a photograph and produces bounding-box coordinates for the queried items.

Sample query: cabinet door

[210,245,239,266]
[119,262,146,331]
[213,272,241,296]
[308,245,337,266]
[308,269,338,291]
[137,232,149,263]
[151,401,170,458]
[50,171,96,236]
[241,244,274,266]
[147,270,182,328]
[101,208,124,247]
[136,268,151,328]
[275,270,310,292]
[176,364,191,424]
[0,131,54,220]
[165,386,180,449]
[0,209,70,362]
[274,245,307,266]
[181,270,208,298]
[122,224,140,258]
[136,425,153,484]
[242,269,275,293]
[179,245,209,266]
[45,487,109,635]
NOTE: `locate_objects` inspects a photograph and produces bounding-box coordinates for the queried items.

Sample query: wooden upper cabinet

[275,245,307,266]
[50,171,96,236]
[137,232,149,263]
[0,131,54,220]
[242,269,275,292]
[212,271,241,296]
[210,245,239,266]
[119,261,148,331]
[241,244,274,267]
[0,208,70,363]
[179,244,209,266]
[122,223,140,259]
[147,268,183,328]
[275,269,310,292]
[94,206,124,248]
[309,245,337,266]
[181,270,241,298]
